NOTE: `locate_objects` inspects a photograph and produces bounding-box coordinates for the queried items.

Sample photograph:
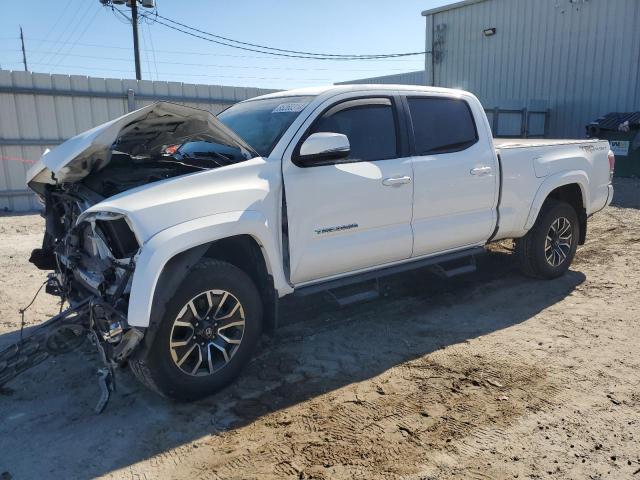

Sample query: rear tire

[515,199,579,279]
[129,259,263,401]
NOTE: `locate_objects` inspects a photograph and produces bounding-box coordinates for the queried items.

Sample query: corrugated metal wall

[335,70,427,86]
[424,0,640,138]
[336,68,548,138]
[0,70,277,212]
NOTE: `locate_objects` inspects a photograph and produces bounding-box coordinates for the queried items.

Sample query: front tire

[129,259,263,401]
[515,199,579,279]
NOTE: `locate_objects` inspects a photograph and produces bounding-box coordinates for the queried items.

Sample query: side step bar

[430,255,477,279]
[326,280,382,307]
[295,247,485,298]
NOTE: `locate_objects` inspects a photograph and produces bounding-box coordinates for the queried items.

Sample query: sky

[0,0,455,90]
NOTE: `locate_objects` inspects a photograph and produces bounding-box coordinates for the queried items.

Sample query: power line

[142,11,428,60]
[23,61,333,82]
[51,3,102,69]
[4,38,423,63]
[110,4,133,25]
[30,0,75,64]
[2,48,421,73]
[138,11,427,61]
[144,20,159,80]
[40,0,91,66]
[138,17,154,80]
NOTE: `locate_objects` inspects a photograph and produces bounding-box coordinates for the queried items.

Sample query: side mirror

[297,132,350,166]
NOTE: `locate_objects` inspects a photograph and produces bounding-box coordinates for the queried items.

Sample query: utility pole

[130,0,142,80]
[99,0,154,79]
[19,26,28,71]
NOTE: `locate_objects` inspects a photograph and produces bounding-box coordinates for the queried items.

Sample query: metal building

[336,70,427,86]
[423,0,640,138]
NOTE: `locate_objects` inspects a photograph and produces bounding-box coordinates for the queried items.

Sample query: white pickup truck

[22,85,614,400]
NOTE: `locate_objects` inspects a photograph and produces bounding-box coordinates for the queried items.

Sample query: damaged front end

[33,179,145,354]
[59,204,144,357]
[1,101,255,409]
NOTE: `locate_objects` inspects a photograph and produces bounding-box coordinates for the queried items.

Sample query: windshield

[218,96,314,157]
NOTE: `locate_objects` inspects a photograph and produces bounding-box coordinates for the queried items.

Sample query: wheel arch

[127,211,290,332]
[146,235,278,340]
[525,172,589,244]
[545,183,587,244]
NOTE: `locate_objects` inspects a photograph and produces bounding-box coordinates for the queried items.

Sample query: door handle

[470,166,492,176]
[382,176,412,186]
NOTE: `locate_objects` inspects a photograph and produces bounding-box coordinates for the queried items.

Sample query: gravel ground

[0,178,639,480]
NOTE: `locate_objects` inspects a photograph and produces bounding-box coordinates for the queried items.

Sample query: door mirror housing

[296,132,350,166]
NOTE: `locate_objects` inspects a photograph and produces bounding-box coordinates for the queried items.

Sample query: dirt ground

[0,178,639,480]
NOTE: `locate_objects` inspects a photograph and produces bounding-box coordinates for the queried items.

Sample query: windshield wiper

[156,158,209,170]
[176,152,228,169]
[189,151,235,165]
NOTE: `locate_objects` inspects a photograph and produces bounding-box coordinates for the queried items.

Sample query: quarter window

[310,99,398,162]
[407,97,478,155]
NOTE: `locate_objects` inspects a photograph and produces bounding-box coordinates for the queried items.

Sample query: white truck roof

[246,84,470,102]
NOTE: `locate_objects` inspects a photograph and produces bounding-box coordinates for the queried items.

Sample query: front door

[282,96,414,285]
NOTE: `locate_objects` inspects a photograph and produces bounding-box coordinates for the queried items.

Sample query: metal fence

[0,70,277,212]
[485,107,550,138]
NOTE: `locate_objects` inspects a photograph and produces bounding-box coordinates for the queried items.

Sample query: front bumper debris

[0,297,92,388]
[1,275,143,412]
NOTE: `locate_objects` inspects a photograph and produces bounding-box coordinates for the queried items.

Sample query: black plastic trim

[487,153,503,242]
[398,95,416,156]
[296,148,351,167]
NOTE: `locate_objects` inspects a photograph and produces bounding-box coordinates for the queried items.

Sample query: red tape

[0,155,36,165]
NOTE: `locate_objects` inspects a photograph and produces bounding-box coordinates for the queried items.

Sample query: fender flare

[126,210,292,328]
[524,171,589,231]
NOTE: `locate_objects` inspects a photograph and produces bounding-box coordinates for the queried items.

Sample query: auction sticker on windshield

[272,102,307,113]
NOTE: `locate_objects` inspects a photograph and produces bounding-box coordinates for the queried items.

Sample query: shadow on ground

[0,247,585,479]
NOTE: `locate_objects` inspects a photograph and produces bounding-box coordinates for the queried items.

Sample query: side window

[310,98,398,162]
[407,97,478,155]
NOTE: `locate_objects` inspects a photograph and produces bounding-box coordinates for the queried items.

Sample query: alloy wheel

[544,217,573,267]
[169,289,245,376]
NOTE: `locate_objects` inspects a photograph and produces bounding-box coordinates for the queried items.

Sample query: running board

[295,247,485,297]
[326,280,381,307]
[430,256,477,278]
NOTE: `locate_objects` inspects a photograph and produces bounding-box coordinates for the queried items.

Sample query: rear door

[404,94,498,257]
[282,94,414,285]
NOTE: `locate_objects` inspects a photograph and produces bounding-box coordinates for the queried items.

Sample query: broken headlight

[77,211,140,260]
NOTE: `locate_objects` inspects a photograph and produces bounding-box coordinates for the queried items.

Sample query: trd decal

[315,223,358,235]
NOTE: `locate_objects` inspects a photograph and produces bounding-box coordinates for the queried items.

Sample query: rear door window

[407,97,478,155]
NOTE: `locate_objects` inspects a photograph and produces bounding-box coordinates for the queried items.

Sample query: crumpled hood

[27,101,256,186]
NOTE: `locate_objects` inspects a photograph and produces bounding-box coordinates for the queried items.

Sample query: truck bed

[491,136,611,243]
